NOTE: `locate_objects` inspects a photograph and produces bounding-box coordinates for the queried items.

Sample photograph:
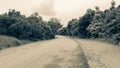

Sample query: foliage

[77,9,95,38]
[0,35,22,50]
[59,9,95,38]
[0,9,61,41]
[48,18,63,34]
[57,27,68,35]
[60,2,120,45]
[66,19,79,37]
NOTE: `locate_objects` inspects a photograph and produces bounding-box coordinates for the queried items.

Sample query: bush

[0,35,22,50]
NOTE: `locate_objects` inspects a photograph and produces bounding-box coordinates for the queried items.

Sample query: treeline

[0,9,62,41]
[58,1,120,45]
[0,9,62,50]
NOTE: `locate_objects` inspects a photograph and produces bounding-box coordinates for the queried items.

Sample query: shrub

[0,35,22,50]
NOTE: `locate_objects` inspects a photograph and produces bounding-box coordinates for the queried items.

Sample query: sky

[0,0,120,26]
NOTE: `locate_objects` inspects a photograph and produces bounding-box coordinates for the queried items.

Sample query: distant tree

[57,27,68,35]
[8,9,21,18]
[111,0,116,10]
[61,9,95,38]
[95,6,100,11]
[66,19,79,36]
[48,18,63,34]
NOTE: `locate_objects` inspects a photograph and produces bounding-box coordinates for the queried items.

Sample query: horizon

[0,0,120,26]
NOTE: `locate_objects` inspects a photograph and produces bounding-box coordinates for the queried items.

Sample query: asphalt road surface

[0,36,120,68]
[0,36,89,68]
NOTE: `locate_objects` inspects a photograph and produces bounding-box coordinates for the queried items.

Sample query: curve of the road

[0,36,120,68]
[0,36,89,68]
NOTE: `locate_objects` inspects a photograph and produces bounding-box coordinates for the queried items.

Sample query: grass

[0,35,22,50]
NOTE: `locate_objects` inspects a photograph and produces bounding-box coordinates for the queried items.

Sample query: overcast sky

[0,0,120,26]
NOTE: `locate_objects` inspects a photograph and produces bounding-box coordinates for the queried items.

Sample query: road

[0,36,89,68]
[0,36,120,68]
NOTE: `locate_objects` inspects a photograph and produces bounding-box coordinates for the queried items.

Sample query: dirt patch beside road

[76,39,120,68]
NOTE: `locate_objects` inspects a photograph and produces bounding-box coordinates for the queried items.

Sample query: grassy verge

[0,35,22,50]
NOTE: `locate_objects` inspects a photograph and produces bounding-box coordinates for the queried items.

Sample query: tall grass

[0,35,22,50]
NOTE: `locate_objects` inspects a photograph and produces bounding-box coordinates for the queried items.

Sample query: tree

[111,0,116,9]
[48,18,63,34]
[66,19,79,36]
[77,9,95,38]
[57,27,68,35]
[87,7,104,38]
[9,17,54,40]
[0,9,23,35]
